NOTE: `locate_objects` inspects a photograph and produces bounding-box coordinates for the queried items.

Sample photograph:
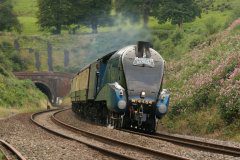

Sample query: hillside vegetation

[0,41,47,118]
[161,24,240,141]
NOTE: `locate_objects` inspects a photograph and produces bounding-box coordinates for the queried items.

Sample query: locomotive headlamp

[158,104,167,114]
[140,91,146,98]
[118,100,126,110]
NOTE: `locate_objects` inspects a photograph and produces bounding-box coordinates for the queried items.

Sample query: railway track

[118,129,240,157]
[0,139,26,160]
[31,109,189,160]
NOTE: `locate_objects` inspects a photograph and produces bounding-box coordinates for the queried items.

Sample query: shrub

[225,7,240,28]
[0,41,27,71]
[171,30,183,45]
[192,83,219,110]
[204,17,220,36]
[169,98,191,119]
[189,36,204,49]
[153,30,170,41]
[217,81,240,124]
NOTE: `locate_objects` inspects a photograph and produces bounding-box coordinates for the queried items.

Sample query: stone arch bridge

[14,72,73,104]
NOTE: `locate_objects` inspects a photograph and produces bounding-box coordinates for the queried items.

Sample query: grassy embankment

[2,0,240,140]
[0,151,5,160]
[0,36,47,118]
[160,9,240,142]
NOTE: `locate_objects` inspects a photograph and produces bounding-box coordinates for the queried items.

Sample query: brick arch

[14,72,73,105]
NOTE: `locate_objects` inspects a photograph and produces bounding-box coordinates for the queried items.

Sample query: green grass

[0,151,5,160]
[11,0,39,35]
[12,0,38,17]
[18,17,40,35]
[0,102,47,118]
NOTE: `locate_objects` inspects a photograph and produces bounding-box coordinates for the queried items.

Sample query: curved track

[31,109,189,160]
[119,129,240,157]
[0,139,26,160]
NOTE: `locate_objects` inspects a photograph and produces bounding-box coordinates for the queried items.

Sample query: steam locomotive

[70,41,170,132]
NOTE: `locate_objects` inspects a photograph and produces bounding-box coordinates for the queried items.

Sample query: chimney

[136,41,152,58]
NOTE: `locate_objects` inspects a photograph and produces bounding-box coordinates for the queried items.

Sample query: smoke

[68,15,153,71]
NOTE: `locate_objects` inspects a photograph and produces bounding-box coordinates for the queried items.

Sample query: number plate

[133,57,155,67]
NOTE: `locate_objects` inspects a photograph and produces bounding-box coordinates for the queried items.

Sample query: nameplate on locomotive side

[133,57,155,67]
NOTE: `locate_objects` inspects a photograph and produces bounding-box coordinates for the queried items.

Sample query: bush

[169,98,191,119]
[204,17,220,36]
[0,41,27,71]
[192,83,218,110]
[153,30,170,41]
[225,7,240,28]
[189,36,204,49]
[0,75,45,107]
[171,30,183,45]
[217,81,240,124]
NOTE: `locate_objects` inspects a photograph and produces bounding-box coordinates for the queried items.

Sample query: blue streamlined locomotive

[70,41,170,132]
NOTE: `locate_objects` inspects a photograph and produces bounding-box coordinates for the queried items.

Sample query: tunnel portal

[35,82,53,103]
[14,72,73,105]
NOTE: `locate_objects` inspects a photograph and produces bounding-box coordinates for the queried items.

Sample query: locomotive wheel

[122,114,131,129]
[146,116,156,133]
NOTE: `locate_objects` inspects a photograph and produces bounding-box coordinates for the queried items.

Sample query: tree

[37,0,112,34]
[37,0,73,34]
[153,0,201,28]
[0,0,21,32]
[115,0,161,28]
[71,0,112,34]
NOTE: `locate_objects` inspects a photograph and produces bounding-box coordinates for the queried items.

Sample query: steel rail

[0,139,26,160]
[52,109,189,160]
[119,129,240,157]
[31,109,136,160]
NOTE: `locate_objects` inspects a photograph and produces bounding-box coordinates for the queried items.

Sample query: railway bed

[54,108,240,160]
[118,129,240,157]
[0,139,26,160]
[31,109,189,160]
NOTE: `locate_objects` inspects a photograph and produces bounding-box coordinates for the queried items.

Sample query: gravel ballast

[55,109,240,160]
[0,112,112,160]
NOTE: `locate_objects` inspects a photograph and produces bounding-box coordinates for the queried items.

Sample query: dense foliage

[73,0,112,34]
[37,0,73,34]
[0,75,45,107]
[0,41,27,72]
[37,0,203,33]
[115,0,161,27]
[0,41,45,108]
[153,0,201,28]
[37,0,112,34]
[0,0,21,32]
[162,26,240,138]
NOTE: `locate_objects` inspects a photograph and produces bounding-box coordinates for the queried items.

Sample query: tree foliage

[37,0,73,34]
[37,0,112,34]
[153,0,201,28]
[115,0,161,27]
[37,0,201,33]
[72,0,112,34]
[0,0,21,32]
